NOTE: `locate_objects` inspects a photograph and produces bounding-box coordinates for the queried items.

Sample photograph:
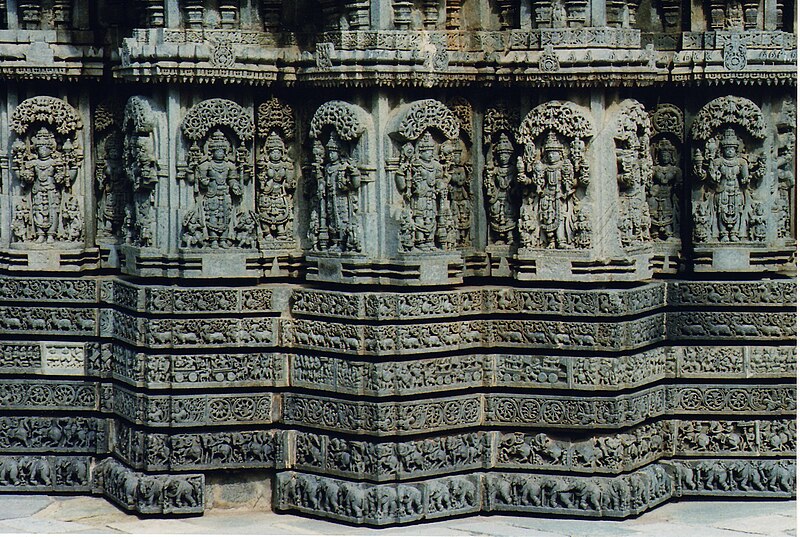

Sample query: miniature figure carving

[649,138,682,240]
[97,134,130,238]
[258,133,295,242]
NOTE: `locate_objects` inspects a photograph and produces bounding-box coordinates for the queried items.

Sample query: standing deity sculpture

[649,138,682,240]
[10,97,84,245]
[691,96,766,244]
[306,101,369,255]
[483,132,517,244]
[615,100,653,248]
[518,132,583,249]
[97,133,130,238]
[515,101,593,253]
[648,104,684,242]
[389,99,461,253]
[310,133,363,252]
[395,131,450,251]
[775,101,796,241]
[256,98,298,247]
[180,99,254,250]
[187,130,243,248]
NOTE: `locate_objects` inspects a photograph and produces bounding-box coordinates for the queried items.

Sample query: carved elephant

[367,486,396,519]
[0,458,20,485]
[137,476,164,509]
[490,476,515,505]
[762,461,794,492]
[519,478,542,506]
[60,459,88,486]
[574,481,602,510]
[338,483,366,518]
[701,462,730,491]
[164,477,200,508]
[673,463,696,491]
[607,478,631,510]
[21,457,52,486]
[317,479,339,513]
[427,480,450,511]
[396,484,422,516]
[448,477,475,508]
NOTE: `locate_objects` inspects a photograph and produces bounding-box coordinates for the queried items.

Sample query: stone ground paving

[0,496,793,535]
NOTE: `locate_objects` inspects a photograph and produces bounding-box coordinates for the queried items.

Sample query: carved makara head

[543,131,564,164]
[32,127,57,156]
[208,129,231,160]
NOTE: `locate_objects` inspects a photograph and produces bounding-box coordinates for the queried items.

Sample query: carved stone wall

[0,0,793,526]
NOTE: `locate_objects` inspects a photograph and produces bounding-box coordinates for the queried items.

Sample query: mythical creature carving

[391,99,461,252]
[307,101,369,253]
[256,98,297,247]
[181,99,254,249]
[483,105,519,245]
[648,104,683,240]
[615,99,653,247]
[516,101,593,250]
[691,96,766,243]
[10,97,84,245]
[122,96,159,248]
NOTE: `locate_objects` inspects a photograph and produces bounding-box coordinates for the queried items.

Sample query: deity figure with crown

[17,127,71,243]
[311,132,362,252]
[518,131,577,249]
[191,130,242,248]
[257,131,296,242]
[648,138,682,240]
[483,132,517,244]
[97,133,130,238]
[707,127,750,242]
[395,131,450,251]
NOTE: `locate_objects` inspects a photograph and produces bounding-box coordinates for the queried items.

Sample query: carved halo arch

[309,100,371,164]
[389,99,460,143]
[690,96,766,143]
[516,100,595,148]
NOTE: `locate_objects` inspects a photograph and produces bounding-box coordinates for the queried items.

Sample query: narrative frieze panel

[0,306,96,336]
[111,386,277,427]
[112,420,281,472]
[0,455,91,492]
[667,280,796,306]
[0,277,98,302]
[0,417,107,454]
[109,344,287,388]
[283,315,665,355]
[667,311,796,340]
[290,284,666,320]
[93,458,204,515]
[0,342,89,376]
[670,345,797,378]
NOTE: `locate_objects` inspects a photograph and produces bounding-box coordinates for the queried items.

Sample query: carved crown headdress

[417,131,436,151]
[543,131,563,152]
[655,138,675,151]
[266,131,285,152]
[208,130,230,152]
[496,132,513,152]
[32,127,56,148]
[720,127,739,148]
